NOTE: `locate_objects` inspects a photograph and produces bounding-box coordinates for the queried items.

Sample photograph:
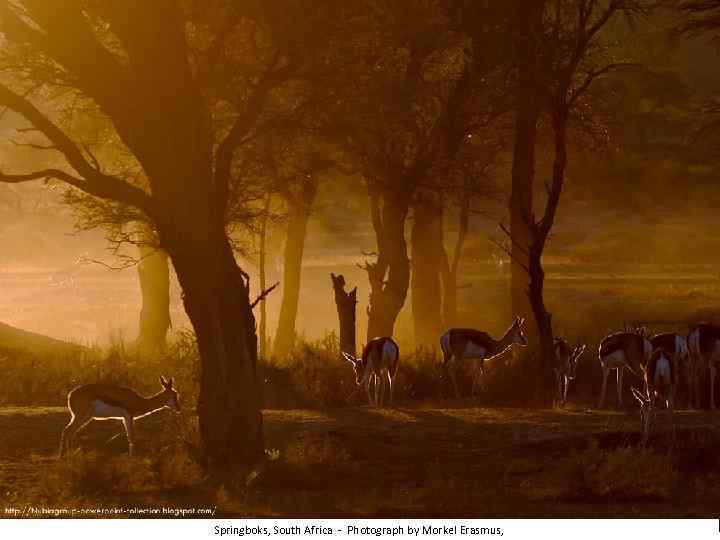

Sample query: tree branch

[250,281,280,309]
[569,62,638,106]
[0,82,154,215]
[214,55,297,211]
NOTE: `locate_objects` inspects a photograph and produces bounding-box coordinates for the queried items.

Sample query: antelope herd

[341,318,720,442]
[57,319,720,457]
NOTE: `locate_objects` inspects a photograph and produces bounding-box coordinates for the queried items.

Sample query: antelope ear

[168,377,174,389]
[342,352,357,365]
[631,387,646,404]
[159,375,168,387]
[576,344,587,358]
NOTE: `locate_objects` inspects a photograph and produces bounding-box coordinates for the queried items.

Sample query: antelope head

[159,375,181,413]
[567,344,587,380]
[632,386,652,442]
[342,352,364,386]
[511,317,529,347]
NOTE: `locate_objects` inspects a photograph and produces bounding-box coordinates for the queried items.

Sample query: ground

[1,404,719,517]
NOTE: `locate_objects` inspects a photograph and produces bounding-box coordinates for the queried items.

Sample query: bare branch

[9,138,55,150]
[0,82,154,215]
[250,282,280,309]
[0,168,84,185]
[489,235,530,274]
[214,55,298,210]
[499,221,531,257]
[569,62,638,106]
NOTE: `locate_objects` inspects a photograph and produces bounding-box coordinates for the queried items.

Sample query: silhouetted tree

[505,0,652,401]
[331,273,357,357]
[0,0,351,476]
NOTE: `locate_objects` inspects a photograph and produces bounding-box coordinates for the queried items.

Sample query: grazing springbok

[650,332,690,407]
[59,376,180,457]
[598,328,652,408]
[343,337,399,407]
[553,338,586,407]
[632,347,676,443]
[440,317,528,398]
[687,323,720,409]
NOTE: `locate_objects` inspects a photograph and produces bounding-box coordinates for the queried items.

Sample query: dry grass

[561,440,679,500]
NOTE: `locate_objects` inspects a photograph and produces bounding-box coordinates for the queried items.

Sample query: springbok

[440,317,528,398]
[598,328,652,408]
[343,337,399,407]
[687,323,720,409]
[58,376,180,457]
[650,332,690,407]
[632,347,675,443]
[553,338,586,407]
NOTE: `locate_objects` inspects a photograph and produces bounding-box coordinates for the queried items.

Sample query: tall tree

[340,1,475,342]
[508,0,547,344]
[505,0,651,400]
[136,243,171,356]
[0,0,348,475]
[272,146,333,358]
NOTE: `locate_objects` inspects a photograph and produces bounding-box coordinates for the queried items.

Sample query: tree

[0,0,349,476]
[331,273,358,357]
[271,145,333,359]
[339,1,478,343]
[136,243,171,355]
[505,0,651,400]
[508,0,547,344]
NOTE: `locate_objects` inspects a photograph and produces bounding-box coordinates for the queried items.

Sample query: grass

[2,269,720,516]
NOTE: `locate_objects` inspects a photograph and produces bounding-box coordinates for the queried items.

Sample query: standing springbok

[632,347,675,443]
[553,338,586,407]
[650,332,690,407]
[687,323,720,409]
[343,337,399,407]
[598,328,652,408]
[440,317,528,398]
[59,376,180,457]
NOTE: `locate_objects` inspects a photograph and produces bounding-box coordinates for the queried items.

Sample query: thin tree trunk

[441,195,469,330]
[530,112,569,404]
[258,196,270,358]
[411,193,443,348]
[331,273,357,356]
[364,186,411,341]
[527,244,554,405]
[136,245,171,356]
[509,0,545,346]
[273,179,318,358]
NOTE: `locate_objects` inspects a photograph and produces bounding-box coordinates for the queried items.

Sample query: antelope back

[600,331,652,373]
[366,337,399,375]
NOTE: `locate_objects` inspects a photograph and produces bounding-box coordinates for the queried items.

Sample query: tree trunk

[273,179,318,358]
[411,193,443,348]
[509,0,545,346]
[531,112,569,404]
[136,245,171,356]
[168,230,263,476]
[258,196,270,359]
[527,245,555,405]
[441,195,470,330]
[365,186,411,341]
[331,273,357,356]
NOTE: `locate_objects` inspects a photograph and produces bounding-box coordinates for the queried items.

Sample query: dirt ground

[1,404,719,518]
